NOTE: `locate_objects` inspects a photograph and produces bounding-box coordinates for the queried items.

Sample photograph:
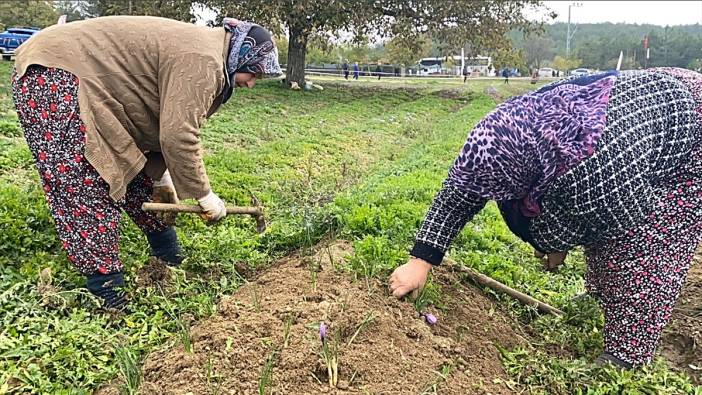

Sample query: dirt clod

[136,257,172,288]
[139,242,523,394]
[336,380,349,390]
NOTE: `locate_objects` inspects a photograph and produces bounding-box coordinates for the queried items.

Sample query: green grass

[0,61,496,393]
[0,59,699,394]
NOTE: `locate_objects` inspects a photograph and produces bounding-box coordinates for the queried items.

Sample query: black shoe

[86,272,128,311]
[147,227,184,266]
[594,352,633,370]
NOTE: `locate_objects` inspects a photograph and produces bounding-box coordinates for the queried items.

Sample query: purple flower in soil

[422,313,438,326]
[319,322,327,342]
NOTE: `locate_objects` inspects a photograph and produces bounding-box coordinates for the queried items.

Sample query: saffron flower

[422,312,438,326]
[319,322,327,342]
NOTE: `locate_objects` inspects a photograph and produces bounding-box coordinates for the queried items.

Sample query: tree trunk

[286,25,308,88]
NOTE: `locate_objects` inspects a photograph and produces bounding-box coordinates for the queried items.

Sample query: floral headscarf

[224,18,281,79]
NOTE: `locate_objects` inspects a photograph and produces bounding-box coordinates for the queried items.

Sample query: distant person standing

[342,60,349,80]
[375,63,382,80]
[463,66,471,83]
[502,68,509,84]
[353,62,359,80]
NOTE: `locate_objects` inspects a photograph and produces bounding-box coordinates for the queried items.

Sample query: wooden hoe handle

[141,202,267,233]
[444,257,564,316]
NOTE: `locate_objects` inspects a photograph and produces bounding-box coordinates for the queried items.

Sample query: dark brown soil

[660,256,702,384]
[432,89,465,100]
[138,242,524,394]
[136,257,172,288]
[483,86,503,102]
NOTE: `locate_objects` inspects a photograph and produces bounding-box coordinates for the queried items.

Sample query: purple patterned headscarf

[448,72,618,216]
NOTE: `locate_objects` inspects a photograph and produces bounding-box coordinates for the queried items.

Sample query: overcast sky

[196,1,702,29]
[542,1,702,26]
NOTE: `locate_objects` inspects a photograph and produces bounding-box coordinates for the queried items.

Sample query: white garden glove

[197,190,227,223]
[151,170,179,226]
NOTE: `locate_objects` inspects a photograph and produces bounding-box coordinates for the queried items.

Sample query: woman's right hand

[389,257,433,298]
[197,190,227,223]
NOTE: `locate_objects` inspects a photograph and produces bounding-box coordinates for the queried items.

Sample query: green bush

[0,185,59,264]
[0,119,20,137]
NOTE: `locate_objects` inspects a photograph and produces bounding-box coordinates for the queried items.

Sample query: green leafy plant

[204,357,223,395]
[413,276,444,313]
[346,235,406,280]
[115,346,140,395]
[347,311,376,347]
[258,349,277,395]
[420,363,453,395]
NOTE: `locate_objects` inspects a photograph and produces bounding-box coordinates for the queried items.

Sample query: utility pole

[664,26,669,66]
[566,5,571,58]
[566,2,582,58]
[461,47,465,73]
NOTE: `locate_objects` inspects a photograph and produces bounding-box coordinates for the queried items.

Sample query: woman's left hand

[152,170,179,226]
[535,249,568,271]
[389,257,432,298]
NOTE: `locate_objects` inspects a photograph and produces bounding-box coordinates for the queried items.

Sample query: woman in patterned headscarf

[11,16,281,310]
[389,68,702,369]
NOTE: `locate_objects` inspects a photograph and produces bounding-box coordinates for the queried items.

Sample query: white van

[538,67,556,77]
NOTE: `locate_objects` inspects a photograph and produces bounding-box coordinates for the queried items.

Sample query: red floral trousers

[12,66,168,275]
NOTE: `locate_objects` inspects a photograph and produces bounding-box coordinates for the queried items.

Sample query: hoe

[141,201,266,233]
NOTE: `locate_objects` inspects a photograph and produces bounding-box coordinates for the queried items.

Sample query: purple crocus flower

[422,313,438,326]
[319,322,327,342]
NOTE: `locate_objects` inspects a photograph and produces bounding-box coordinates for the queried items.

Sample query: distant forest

[512,22,702,71]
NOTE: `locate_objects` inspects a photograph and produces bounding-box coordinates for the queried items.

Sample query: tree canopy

[202,0,553,86]
[0,1,59,30]
[4,1,697,79]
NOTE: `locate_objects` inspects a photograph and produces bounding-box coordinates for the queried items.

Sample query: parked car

[571,68,590,77]
[538,67,555,78]
[0,27,40,60]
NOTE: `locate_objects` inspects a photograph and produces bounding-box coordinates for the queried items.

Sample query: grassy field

[0,60,699,394]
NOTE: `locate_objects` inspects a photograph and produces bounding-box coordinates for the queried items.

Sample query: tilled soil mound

[661,257,702,384]
[139,242,525,394]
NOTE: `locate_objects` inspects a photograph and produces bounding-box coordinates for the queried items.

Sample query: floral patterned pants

[12,66,168,276]
[586,146,702,366]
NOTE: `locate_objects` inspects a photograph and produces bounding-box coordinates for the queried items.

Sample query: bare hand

[389,257,433,298]
[152,171,179,226]
[535,249,568,272]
